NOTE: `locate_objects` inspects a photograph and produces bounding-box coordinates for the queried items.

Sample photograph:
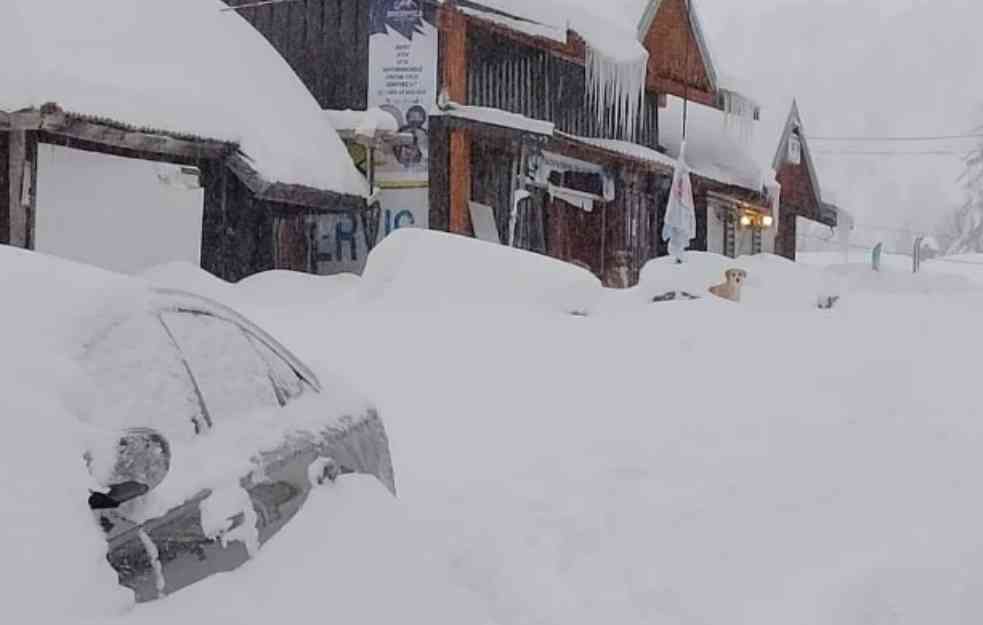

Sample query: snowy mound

[358,229,604,315]
[829,263,976,296]
[237,270,362,313]
[4,0,368,197]
[114,476,496,625]
[141,262,240,306]
[0,248,145,621]
[638,251,832,310]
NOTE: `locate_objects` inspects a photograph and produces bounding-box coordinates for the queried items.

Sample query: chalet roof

[772,101,825,210]
[450,0,649,63]
[637,0,718,91]
[3,0,369,200]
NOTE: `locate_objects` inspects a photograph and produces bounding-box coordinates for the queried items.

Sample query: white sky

[689,0,983,240]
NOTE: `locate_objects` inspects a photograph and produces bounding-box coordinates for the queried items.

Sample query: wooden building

[772,101,839,261]
[223,0,780,284]
[0,105,370,281]
[4,0,375,281]
[427,0,773,286]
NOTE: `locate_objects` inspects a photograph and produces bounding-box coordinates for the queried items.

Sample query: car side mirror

[86,428,171,509]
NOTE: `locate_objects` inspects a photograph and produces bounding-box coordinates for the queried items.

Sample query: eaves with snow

[3,0,370,201]
[447,0,769,194]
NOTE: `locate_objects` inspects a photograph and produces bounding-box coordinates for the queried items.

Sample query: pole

[913,236,925,273]
[681,0,692,141]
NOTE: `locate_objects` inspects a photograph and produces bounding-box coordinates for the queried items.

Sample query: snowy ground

[135,231,983,625]
[7,232,983,624]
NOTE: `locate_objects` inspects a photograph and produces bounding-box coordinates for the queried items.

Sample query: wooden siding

[223,0,370,110]
[428,116,451,232]
[467,28,660,148]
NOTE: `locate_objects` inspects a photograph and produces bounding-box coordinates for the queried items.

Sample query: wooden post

[448,130,472,236]
[5,131,33,248]
[439,4,473,236]
[0,132,9,245]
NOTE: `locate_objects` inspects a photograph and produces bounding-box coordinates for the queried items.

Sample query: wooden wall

[223,0,370,110]
[467,28,660,148]
[200,161,275,281]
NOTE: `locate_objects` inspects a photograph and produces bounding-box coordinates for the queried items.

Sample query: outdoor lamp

[762,215,774,228]
[740,214,753,228]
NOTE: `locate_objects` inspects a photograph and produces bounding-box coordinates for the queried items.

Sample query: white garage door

[35,144,204,275]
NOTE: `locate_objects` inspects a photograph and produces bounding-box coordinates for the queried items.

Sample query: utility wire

[220,0,299,11]
[813,150,970,156]
[808,133,983,143]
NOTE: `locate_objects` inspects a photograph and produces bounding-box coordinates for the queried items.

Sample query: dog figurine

[708,269,747,302]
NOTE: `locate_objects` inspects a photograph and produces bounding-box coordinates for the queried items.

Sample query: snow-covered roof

[772,101,839,220]
[4,0,369,199]
[434,102,557,136]
[571,136,677,171]
[325,109,400,136]
[452,0,648,62]
[660,96,769,193]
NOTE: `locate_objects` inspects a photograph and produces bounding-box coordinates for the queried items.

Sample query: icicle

[720,89,757,148]
[585,44,648,141]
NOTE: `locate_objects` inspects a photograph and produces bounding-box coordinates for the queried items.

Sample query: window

[160,312,280,424]
[82,315,206,441]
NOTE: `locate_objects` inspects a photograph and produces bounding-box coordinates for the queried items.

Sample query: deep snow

[5,231,983,624]
[134,230,983,625]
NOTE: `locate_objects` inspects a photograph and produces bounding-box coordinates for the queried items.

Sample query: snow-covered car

[0,249,394,605]
[81,288,395,602]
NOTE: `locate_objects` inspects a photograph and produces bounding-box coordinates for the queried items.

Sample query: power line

[808,133,983,143]
[932,257,983,267]
[220,0,299,10]
[813,150,970,156]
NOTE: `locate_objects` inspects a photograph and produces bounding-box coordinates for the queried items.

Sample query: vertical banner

[368,0,437,234]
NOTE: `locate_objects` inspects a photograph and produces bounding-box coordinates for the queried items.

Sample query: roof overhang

[3,105,367,212]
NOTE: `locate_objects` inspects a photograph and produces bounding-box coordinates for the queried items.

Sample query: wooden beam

[0,110,42,131]
[463,14,586,66]
[448,129,473,236]
[645,77,716,107]
[225,153,367,213]
[40,113,230,160]
[440,6,470,102]
[6,131,30,248]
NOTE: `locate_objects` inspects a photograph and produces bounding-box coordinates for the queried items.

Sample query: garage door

[35,144,204,274]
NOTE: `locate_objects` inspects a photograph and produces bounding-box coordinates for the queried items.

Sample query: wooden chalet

[772,101,840,261]
[425,0,776,286]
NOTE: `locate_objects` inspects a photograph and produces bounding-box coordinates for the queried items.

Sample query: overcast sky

[690,0,983,242]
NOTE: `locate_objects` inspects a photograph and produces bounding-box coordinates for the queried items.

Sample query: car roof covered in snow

[3,0,369,198]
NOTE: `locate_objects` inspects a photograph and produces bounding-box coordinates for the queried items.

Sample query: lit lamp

[761,215,774,228]
[739,214,753,228]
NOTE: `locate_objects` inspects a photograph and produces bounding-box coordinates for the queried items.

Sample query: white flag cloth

[662,141,696,260]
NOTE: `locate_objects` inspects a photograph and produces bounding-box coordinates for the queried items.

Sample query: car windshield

[81,314,206,442]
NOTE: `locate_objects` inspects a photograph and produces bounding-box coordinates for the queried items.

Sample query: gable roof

[773,101,839,227]
[638,0,718,92]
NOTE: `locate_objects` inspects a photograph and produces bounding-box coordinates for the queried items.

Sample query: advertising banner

[368,0,438,185]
